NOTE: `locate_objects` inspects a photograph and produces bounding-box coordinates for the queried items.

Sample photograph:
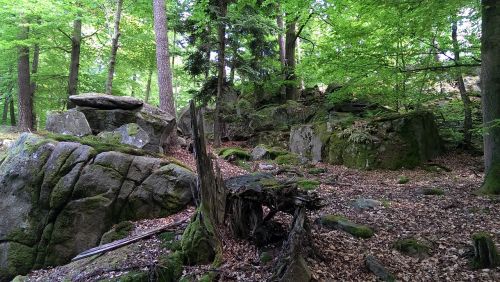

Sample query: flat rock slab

[69,93,144,110]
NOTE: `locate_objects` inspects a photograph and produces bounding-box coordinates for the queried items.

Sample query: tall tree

[213,0,228,147]
[30,43,39,128]
[284,17,297,100]
[480,0,500,194]
[452,20,473,149]
[105,0,124,95]
[277,11,286,99]
[67,18,82,107]
[17,23,34,131]
[153,0,176,116]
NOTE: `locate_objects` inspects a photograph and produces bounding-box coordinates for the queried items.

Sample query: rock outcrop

[45,109,92,137]
[289,111,443,170]
[0,134,194,281]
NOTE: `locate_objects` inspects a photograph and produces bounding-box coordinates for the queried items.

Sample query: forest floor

[23,142,500,281]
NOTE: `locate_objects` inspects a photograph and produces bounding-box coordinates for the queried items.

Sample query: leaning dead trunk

[105,0,124,95]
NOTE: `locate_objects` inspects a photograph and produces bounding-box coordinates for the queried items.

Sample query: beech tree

[17,23,33,131]
[105,0,124,95]
[479,0,500,194]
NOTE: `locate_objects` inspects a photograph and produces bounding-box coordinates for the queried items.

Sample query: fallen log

[71,218,188,261]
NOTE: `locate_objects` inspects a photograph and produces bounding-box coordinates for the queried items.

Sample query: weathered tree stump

[472,232,499,269]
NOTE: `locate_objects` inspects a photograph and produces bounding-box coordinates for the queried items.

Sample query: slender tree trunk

[17,24,33,131]
[145,66,153,103]
[9,95,16,126]
[452,21,473,149]
[30,43,39,129]
[213,0,227,147]
[277,13,286,100]
[2,95,8,125]
[68,18,82,108]
[285,18,297,100]
[204,26,211,80]
[105,0,124,95]
[153,0,176,116]
[480,0,500,194]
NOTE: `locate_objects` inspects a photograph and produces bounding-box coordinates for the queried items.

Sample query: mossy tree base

[479,163,500,195]
[472,232,499,269]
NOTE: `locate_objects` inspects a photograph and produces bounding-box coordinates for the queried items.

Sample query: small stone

[251,145,269,160]
[365,255,395,281]
[352,198,382,210]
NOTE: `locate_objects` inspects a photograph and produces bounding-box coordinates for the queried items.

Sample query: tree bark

[30,43,39,129]
[285,18,298,100]
[145,66,153,103]
[452,21,472,149]
[2,95,8,125]
[67,18,82,108]
[17,24,33,131]
[9,95,16,126]
[105,0,124,95]
[153,0,176,116]
[277,12,286,100]
[480,0,500,194]
[213,0,227,147]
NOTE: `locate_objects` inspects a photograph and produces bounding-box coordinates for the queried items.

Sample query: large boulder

[249,100,315,132]
[70,94,175,153]
[97,123,150,149]
[45,109,92,137]
[177,106,214,138]
[289,125,324,163]
[0,134,194,281]
[294,111,443,170]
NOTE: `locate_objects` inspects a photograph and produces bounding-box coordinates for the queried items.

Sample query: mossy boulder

[318,215,374,238]
[249,100,315,132]
[297,179,321,191]
[300,111,443,170]
[393,238,431,258]
[0,134,194,280]
[218,147,251,161]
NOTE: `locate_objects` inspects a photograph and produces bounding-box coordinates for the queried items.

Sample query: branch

[298,35,315,50]
[57,28,72,41]
[401,63,481,73]
[50,46,71,53]
[293,13,314,43]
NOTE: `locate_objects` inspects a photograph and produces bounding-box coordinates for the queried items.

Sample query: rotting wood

[71,218,188,261]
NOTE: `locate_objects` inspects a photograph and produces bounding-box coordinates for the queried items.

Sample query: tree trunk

[17,25,33,131]
[277,13,286,100]
[105,0,124,95]
[285,18,298,100]
[153,0,176,116]
[30,43,39,129]
[145,66,153,103]
[452,21,472,149]
[9,95,16,126]
[68,18,82,108]
[480,0,500,194]
[213,0,227,147]
[2,95,8,125]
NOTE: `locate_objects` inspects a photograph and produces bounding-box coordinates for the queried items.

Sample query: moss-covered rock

[0,133,195,280]
[308,168,327,175]
[155,251,185,282]
[398,176,410,184]
[393,238,431,258]
[275,153,301,165]
[318,215,374,238]
[218,147,251,161]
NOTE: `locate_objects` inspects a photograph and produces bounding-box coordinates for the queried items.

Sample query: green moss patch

[397,176,409,184]
[479,163,500,195]
[275,153,301,165]
[218,147,251,161]
[393,238,431,258]
[156,251,185,282]
[297,179,321,191]
[308,168,327,175]
[100,221,134,245]
[422,188,445,196]
[260,251,273,264]
[319,215,374,238]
